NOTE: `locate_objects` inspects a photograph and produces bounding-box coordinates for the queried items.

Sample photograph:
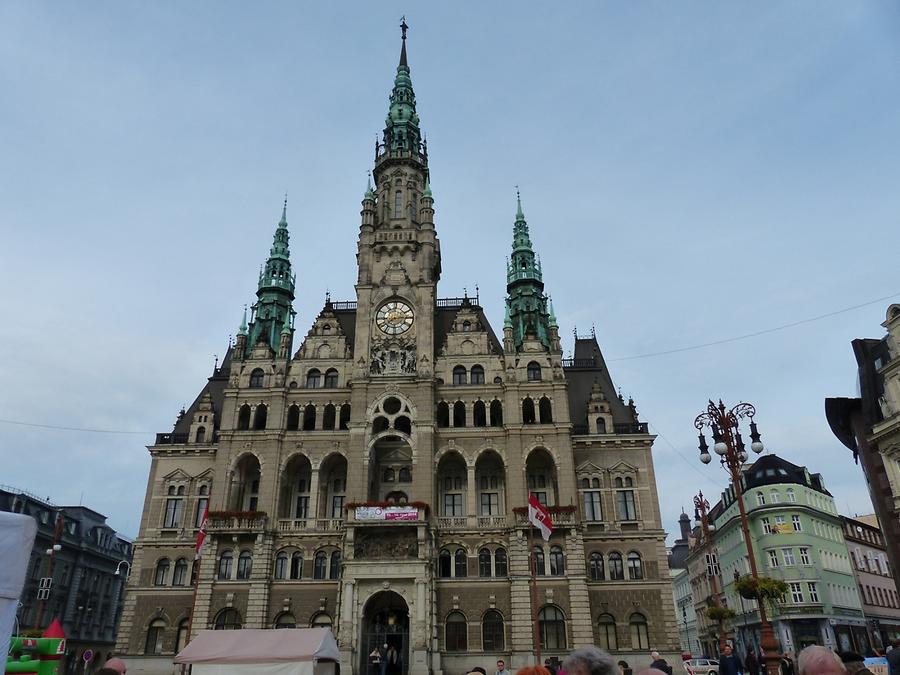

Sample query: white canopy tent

[0,511,38,655]
[174,627,340,675]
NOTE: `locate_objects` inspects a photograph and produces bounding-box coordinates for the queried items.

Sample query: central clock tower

[353,20,440,380]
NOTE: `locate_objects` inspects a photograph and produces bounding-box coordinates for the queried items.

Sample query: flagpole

[527,497,543,665]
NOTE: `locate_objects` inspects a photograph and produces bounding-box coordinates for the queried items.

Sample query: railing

[329,301,357,311]
[276,518,344,532]
[435,515,509,530]
[614,422,649,434]
[514,510,577,526]
[375,144,428,164]
[154,431,220,445]
[435,296,480,309]
[562,358,598,369]
[207,514,268,531]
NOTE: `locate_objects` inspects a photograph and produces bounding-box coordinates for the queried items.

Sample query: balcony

[154,431,220,445]
[435,515,509,530]
[514,509,577,527]
[345,504,428,525]
[276,518,344,533]
[206,512,267,532]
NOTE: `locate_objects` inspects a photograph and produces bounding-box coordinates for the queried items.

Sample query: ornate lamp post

[694,491,726,655]
[694,400,779,675]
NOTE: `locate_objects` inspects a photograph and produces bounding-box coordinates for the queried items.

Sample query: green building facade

[713,455,867,656]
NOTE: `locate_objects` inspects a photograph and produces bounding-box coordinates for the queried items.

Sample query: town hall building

[115,24,679,675]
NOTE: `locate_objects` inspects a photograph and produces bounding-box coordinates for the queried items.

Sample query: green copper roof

[381,22,423,158]
[504,191,552,351]
[238,305,248,336]
[364,173,375,201]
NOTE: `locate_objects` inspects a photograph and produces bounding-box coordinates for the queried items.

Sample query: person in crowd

[514,666,552,675]
[780,652,796,675]
[495,660,512,675]
[889,640,900,675]
[718,645,743,675]
[562,646,618,675]
[797,646,846,675]
[746,649,759,675]
[634,670,669,675]
[103,658,127,674]
[617,661,631,675]
[546,659,559,675]
[839,651,874,675]
[649,652,673,675]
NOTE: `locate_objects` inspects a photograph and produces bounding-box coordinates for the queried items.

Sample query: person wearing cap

[839,651,874,675]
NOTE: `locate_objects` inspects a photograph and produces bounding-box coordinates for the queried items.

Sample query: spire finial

[239,305,248,335]
[515,186,524,220]
[280,193,288,224]
[399,16,409,67]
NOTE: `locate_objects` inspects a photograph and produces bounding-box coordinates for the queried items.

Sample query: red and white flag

[528,493,554,541]
[195,503,209,559]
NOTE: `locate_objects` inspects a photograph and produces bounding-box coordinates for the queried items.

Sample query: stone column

[509,530,536,668]
[564,528,594,647]
[309,468,320,523]
[246,531,274,627]
[466,465,477,518]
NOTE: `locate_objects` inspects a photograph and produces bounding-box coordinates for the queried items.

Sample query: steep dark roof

[742,453,832,496]
[564,337,634,427]
[433,304,503,357]
[173,345,233,434]
[332,308,357,352]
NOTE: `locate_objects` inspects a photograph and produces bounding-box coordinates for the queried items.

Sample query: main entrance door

[361,591,409,675]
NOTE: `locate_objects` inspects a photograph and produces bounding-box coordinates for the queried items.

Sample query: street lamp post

[694,399,780,675]
[694,491,727,655]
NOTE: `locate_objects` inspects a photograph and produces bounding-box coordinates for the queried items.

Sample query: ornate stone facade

[115,26,678,675]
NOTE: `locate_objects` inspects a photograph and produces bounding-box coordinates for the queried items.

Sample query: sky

[1,3,899,541]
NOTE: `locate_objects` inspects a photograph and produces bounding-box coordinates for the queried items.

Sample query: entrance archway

[361,591,409,675]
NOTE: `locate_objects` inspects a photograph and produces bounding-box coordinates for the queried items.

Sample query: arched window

[374,416,390,434]
[339,404,351,430]
[218,551,233,580]
[323,404,336,430]
[329,551,341,579]
[533,546,546,576]
[195,426,206,444]
[145,618,166,654]
[439,549,452,578]
[596,417,607,434]
[383,467,395,482]
[214,608,242,630]
[550,545,565,576]
[314,551,328,579]
[598,613,618,650]
[482,610,505,651]
[454,548,468,577]
[249,368,265,388]
[237,404,251,430]
[494,548,508,577]
[311,613,333,628]
[452,366,467,385]
[589,552,605,580]
[237,550,252,580]
[453,401,466,427]
[394,191,403,218]
[175,619,189,654]
[539,397,553,424]
[490,400,503,427]
[479,548,492,577]
[394,416,412,435]
[471,365,485,384]
[324,369,339,388]
[253,404,268,430]
[172,558,188,586]
[154,558,170,586]
[286,404,300,430]
[608,552,624,580]
[274,552,288,580]
[302,404,316,431]
[473,401,487,427]
[275,612,297,629]
[539,606,567,650]
[290,552,303,579]
[629,613,649,650]
[306,369,321,389]
[627,552,644,580]
[527,361,542,381]
[437,402,450,428]
[522,398,536,424]
[398,467,411,482]
[445,612,468,651]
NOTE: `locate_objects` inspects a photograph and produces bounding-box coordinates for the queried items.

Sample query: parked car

[683,659,719,675]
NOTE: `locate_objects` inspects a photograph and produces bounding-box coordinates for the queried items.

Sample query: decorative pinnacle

[515,186,524,221]
[399,16,409,67]
[280,194,288,225]
[423,179,432,198]
[503,304,512,329]
[238,305,248,335]
[364,171,375,200]
[281,308,292,335]
[548,296,558,326]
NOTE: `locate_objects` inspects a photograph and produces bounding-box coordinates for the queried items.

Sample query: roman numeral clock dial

[376,301,414,336]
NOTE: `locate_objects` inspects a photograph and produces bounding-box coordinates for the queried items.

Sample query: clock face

[376,300,414,335]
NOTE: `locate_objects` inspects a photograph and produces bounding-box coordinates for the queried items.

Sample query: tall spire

[399,16,409,67]
[241,200,296,358]
[377,17,424,168]
[504,189,553,351]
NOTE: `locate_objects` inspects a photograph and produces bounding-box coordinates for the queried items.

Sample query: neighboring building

[713,455,867,656]
[842,514,900,649]
[1,486,133,673]
[669,512,700,656]
[826,304,900,582]
[115,26,679,675]
[684,501,726,659]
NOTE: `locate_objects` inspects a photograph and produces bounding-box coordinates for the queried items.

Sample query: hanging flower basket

[734,575,788,601]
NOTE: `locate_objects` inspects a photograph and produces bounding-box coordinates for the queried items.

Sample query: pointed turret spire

[377,18,424,167]
[238,305,248,336]
[364,172,375,200]
[399,16,409,67]
[504,189,553,351]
